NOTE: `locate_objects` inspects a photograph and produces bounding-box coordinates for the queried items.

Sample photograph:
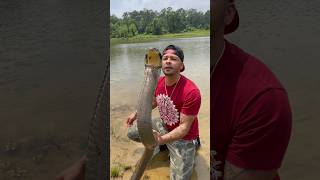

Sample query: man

[126,45,201,180]
[211,0,292,180]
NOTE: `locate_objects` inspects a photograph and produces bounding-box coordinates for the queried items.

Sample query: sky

[110,0,210,18]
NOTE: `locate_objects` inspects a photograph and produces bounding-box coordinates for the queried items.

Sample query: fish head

[145,48,162,68]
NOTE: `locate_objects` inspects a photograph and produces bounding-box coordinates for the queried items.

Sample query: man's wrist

[160,134,170,145]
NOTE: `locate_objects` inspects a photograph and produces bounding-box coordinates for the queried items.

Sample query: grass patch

[111,34,160,45]
[161,29,210,38]
[110,165,122,178]
[111,29,209,45]
[110,163,132,178]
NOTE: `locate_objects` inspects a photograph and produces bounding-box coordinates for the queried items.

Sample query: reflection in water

[110,37,210,179]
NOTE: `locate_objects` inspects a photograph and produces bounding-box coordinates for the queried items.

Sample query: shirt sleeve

[180,89,201,116]
[226,89,292,169]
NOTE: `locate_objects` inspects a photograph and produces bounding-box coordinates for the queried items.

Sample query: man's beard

[162,68,178,76]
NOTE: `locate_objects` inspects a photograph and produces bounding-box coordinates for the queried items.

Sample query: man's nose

[164,59,171,64]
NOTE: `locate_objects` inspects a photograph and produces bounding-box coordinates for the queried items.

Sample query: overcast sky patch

[111,0,210,18]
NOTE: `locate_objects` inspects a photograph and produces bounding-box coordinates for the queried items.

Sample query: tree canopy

[110,8,210,38]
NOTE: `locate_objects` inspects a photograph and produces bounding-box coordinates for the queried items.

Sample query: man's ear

[180,63,185,72]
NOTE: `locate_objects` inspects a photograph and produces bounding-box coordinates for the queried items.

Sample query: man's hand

[152,130,164,145]
[56,155,86,180]
[126,111,137,127]
[145,130,163,150]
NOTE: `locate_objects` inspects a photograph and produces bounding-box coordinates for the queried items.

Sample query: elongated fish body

[85,61,109,180]
[130,48,162,180]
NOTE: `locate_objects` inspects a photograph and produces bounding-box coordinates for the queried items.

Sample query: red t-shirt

[155,75,201,140]
[210,40,292,180]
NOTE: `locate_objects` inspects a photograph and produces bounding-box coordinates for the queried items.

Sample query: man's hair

[162,45,184,62]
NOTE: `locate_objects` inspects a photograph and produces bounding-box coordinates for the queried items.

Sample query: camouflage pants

[127,118,196,180]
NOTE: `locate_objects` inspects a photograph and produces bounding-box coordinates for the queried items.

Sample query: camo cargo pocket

[167,139,196,180]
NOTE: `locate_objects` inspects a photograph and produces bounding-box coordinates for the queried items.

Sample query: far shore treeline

[110,7,210,39]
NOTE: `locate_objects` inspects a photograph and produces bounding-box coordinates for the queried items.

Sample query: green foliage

[110,8,209,38]
[110,163,132,178]
[110,166,122,177]
[129,23,138,36]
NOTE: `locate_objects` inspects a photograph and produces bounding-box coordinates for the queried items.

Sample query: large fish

[130,48,162,180]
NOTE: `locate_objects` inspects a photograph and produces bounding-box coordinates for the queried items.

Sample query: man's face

[161,49,183,76]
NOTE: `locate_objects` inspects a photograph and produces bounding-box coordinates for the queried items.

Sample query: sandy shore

[110,96,210,179]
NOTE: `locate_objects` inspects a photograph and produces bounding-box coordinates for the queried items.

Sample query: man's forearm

[159,113,195,144]
[160,124,189,144]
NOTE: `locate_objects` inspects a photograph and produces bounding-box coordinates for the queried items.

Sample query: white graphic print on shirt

[156,93,179,126]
